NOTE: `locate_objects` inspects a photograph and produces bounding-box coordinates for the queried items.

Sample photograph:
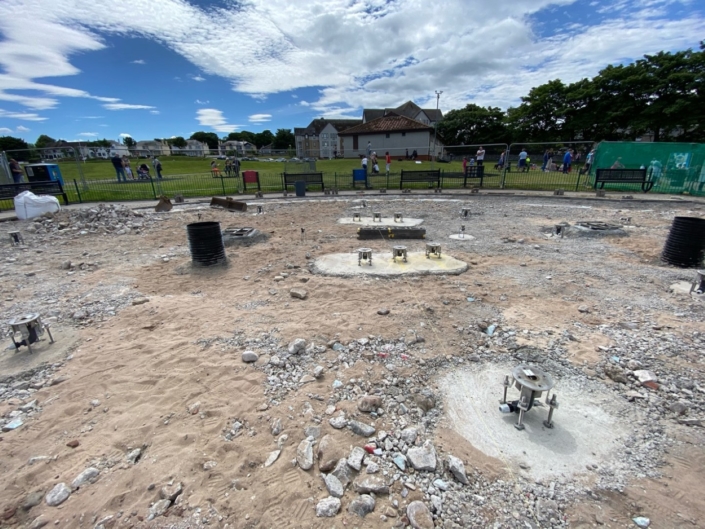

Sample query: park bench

[399,169,441,189]
[594,168,652,192]
[282,172,325,191]
[442,166,485,188]
[0,180,69,208]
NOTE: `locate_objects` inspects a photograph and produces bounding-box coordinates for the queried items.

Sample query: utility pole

[432,90,442,167]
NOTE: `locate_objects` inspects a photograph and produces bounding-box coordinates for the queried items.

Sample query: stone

[400,427,418,444]
[407,440,437,471]
[318,435,342,472]
[634,370,658,384]
[578,305,590,313]
[353,475,389,494]
[203,460,217,470]
[365,461,380,474]
[187,402,200,415]
[347,446,366,471]
[316,496,341,517]
[632,517,651,528]
[71,467,100,489]
[23,491,44,511]
[66,440,79,448]
[407,501,434,529]
[29,516,49,529]
[159,482,183,501]
[323,474,345,498]
[604,364,628,384]
[433,479,448,491]
[241,350,258,363]
[331,458,353,488]
[348,494,376,517]
[290,288,308,300]
[430,495,442,514]
[669,402,689,415]
[45,483,71,507]
[329,415,347,429]
[348,420,375,437]
[61,260,72,270]
[377,308,390,315]
[296,438,314,470]
[358,395,383,412]
[132,297,149,306]
[313,365,324,378]
[264,450,281,468]
[148,499,171,519]
[411,392,436,412]
[447,455,469,485]
[271,418,282,436]
[288,338,306,354]
[304,425,321,439]
[393,455,407,471]
[300,375,316,384]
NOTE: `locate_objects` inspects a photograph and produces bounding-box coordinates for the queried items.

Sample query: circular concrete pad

[441,364,631,481]
[338,217,423,226]
[449,234,475,241]
[313,251,468,277]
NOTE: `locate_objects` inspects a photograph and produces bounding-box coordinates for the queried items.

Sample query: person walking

[361,155,368,173]
[9,158,23,183]
[476,146,485,166]
[153,156,163,179]
[541,150,549,172]
[517,148,528,172]
[385,151,391,175]
[111,154,127,182]
[562,150,572,174]
[581,149,595,175]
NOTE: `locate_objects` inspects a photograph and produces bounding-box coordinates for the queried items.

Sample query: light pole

[432,90,443,166]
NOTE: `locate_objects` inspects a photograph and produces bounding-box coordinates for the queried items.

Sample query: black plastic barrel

[661,216,705,268]
[295,180,306,197]
[187,222,226,266]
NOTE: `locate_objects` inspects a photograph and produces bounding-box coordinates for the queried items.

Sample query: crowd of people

[110,154,162,182]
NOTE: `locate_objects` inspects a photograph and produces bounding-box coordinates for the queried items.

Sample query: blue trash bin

[353,169,367,188]
[295,180,306,197]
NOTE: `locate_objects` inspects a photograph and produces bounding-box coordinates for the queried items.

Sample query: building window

[322,133,328,139]
[323,141,328,146]
[385,133,390,139]
[402,132,406,137]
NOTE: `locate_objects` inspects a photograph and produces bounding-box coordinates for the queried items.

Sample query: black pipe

[187,222,227,266]
[662,217,705,268]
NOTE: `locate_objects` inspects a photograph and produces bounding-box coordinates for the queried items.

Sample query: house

[171,140,209,157]
[133,140,170,157]
[362,100,443,127]
[294,119,362,159]
[259,144,273,155]
[338,115,442,160]
[219,140,257,156]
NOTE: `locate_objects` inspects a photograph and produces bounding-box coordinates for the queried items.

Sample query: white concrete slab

[337,217,424,226]
[449,234,475,241]
[313,251,468,277]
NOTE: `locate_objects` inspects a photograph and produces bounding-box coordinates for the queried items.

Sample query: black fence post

[149,176,157,199]
[73,179,83,203]
[220,173,226,196]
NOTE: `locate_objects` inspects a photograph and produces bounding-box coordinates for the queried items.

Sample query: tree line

[437,42,705,146]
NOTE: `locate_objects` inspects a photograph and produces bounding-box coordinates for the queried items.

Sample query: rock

[353,475,389,494]
[313,365,324,378]
[433,479,448,491]
[348,420,375,437]
[632,517,651,528]
[537,498,558,521]
[304,425,321,439]
[316,496,341,517]
[241,350,258,363]
[407,440,437,471]
[384,506,398,518]
[446,455,469,484]
[148,499,171,519]
[329,415,347,429]
[264,450,281,468]
[45,483,71,506]
[288,338,306,354]
[296,438,314,470]
[411,392,435,412]
[604,364,628,384]
[331,458,353,488]
[66,440,79,448]
[300,374,316,384]
[347,446,366,471]
[393,455,407,471]
[578,305,590,313]
[132,297,149,306]
[159,482,183,501]
[2,507,15,520]
[29,515,49,529]
[23,491,44,511]
[126,448,142,464]
[358,395,383,412]
[203,460,217,470]
[407,501,434,529]
[187,402,200,415]
[61,260,72,270]
[71,467,100,489]
[323,474,345,498]
[318,435,342,472]
[72,310,87,320]
[634,370,658,384]
[271,418,282,436]
[669,402,689,415]
[365,461,380,474]
[290,288,308,300]
[348,494,376,517]
[400,427,418,444]
[377,308,390,315]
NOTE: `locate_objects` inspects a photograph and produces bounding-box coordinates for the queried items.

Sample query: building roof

[338,115,433,135]
[295,118,362,136]
[362,100,443,123]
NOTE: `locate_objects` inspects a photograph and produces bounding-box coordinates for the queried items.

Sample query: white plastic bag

[14,190,61,220]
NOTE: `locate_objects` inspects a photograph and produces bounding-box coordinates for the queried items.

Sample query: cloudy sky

[0,0,703,143]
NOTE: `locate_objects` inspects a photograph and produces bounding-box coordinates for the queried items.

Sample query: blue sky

[0,0,703,144]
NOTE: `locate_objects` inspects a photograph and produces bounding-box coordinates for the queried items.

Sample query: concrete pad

[449,234,475,241]
[441,363,632,481]
[337,217,423,226]
[313,251,468,277]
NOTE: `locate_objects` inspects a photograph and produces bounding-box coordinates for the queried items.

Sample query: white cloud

[196,108,240,133]
[132,59,146,64]
[195,99,209,104]
[103,103,155,110]
[119,133,131,137]
[0,0,702,118]
[78,132,98,137]
[0,127,12,134]
[81,115,103,119]
[16,125,29,132]
[0,108,47,121]
[149,110,160,114]
[249,113,272,123]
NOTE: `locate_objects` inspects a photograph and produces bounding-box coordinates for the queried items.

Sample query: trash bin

[295,180,306,197]
[25,163,64,186]
[352,169,367,188]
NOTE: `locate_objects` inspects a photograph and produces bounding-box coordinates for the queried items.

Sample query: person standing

[122,155,134,180]
[385,151,391,175]
[233,157,241,178]
[542,150,549,172]
[518,148,528,172]
[405,148,409,160]
[476,146,485,166]
[9,158,23,183]
[462,156,468,174]
[562,150,572,174]
[361,155,368,173]
[366,141,372,158]
[153,156,163,179]
[111,154,127,182]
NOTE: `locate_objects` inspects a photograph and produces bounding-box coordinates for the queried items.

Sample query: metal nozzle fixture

[358,248,373,266]
[499,365,559,431]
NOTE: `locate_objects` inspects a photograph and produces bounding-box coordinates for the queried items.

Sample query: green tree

[272,128,295,149]
[0,136,30,160]
[167,136,187,149]
[190,131,219,150]
[436,104,509,145]
[506,80,569,142]
[122,136,136,148]
[254,129,275,148]
[35,134,56,149]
